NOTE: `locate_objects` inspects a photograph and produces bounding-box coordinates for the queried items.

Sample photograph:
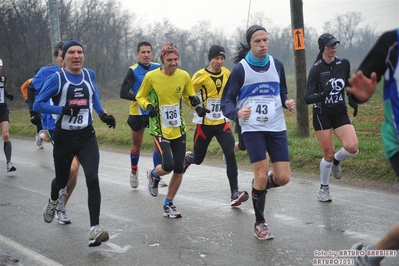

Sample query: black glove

[100,113,116,129]
[195,106,210,117]
[62,104,81,117]
[6,93,14,101]
[321,86,333,98]
[147,104,157,118]
[30,111,41,126]
[189,96,201,107]
[348,94,358,117]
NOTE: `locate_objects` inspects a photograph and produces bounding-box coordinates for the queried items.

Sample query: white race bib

[247,97,275,125]
[0,88,4,104]
[205,98,224,120]
[160,103,181,128]
[61,109,89,130]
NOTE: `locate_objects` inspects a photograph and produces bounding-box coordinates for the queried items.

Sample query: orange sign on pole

[293,28,305,50]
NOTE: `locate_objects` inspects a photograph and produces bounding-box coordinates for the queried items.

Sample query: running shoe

[130,172,139,188]
[163,202,182,218]
[351,242,380,266]
[39,130,46,140]
[158,178,168,188]
[183,151,193,174]
[35,133,44,149]
[88,225,109,247]
[56,188,71,224]
[317,186,332,202]
[266,169,273,189]
[57,187,67,210]
[56,209,72,225]
[331,163,342,179]
[43,199,57,223]
[254,223,274,240]
[231,190,249,207]
[268,169,273,177]
[6,161,16,172]
[147,168,159,197]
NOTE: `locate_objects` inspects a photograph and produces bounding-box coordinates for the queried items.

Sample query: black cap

[318,33,340,50]
[62,38,84,59]
[208,45,226,62]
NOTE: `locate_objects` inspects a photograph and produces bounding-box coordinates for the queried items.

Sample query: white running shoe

[43,199,57,223]
[39,130,47,140]
[130,172,139,188]
[89,225,109,247]
[158,178,168,187]
[163,202,182,218]
[56,188,71,224]
[56,209,72,225]
[147,168,159,197]
[35,133,44,149]
[231,190,249,207]
[254,223,274,240]
[331,163,342,179]
[183,151,193,174]
[317,186,332,202]
[57,187,67,211]
[6,161,16,172]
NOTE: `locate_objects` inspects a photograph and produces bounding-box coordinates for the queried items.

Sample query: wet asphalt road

[0,137,398,266]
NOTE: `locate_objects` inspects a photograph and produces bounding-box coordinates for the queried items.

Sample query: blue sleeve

[93,90,104,116]
[87,69,103,115]
[32,66,59,94]
[33,74,62,114]
[31,68,46,94]
[221,64,244,121]
[86,69,99,93]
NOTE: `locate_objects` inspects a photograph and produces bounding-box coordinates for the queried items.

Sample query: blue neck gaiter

[245,51,270,67]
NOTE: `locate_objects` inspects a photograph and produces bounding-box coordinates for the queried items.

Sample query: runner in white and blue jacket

[33,39,115,247]
[221,25,296,240]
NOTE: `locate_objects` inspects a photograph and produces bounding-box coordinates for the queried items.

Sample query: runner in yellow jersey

[183,45,249,207]
[136,43,208,218]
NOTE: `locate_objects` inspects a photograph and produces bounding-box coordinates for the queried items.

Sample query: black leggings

[190,123,238,193]
[153,134,186,174]
[36,123,43,134]
[389,152,399,177]
[51,125,101,227]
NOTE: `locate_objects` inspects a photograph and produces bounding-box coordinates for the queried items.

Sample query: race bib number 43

[248,97,275,124]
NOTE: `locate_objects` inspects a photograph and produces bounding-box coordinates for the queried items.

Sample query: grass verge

[9,79,396,184]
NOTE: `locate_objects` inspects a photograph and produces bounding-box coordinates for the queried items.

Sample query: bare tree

[0,0,49,96]
[0,1,382,102]
[323,12,363,50]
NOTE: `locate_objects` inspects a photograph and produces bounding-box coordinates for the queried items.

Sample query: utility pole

[48,0,61,65]
[290,0,309,137]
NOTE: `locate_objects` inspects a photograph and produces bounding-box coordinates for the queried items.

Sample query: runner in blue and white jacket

[221,25,295,241]
[33,39,115,247]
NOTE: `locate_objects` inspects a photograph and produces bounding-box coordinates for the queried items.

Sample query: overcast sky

[119,0,398,36]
